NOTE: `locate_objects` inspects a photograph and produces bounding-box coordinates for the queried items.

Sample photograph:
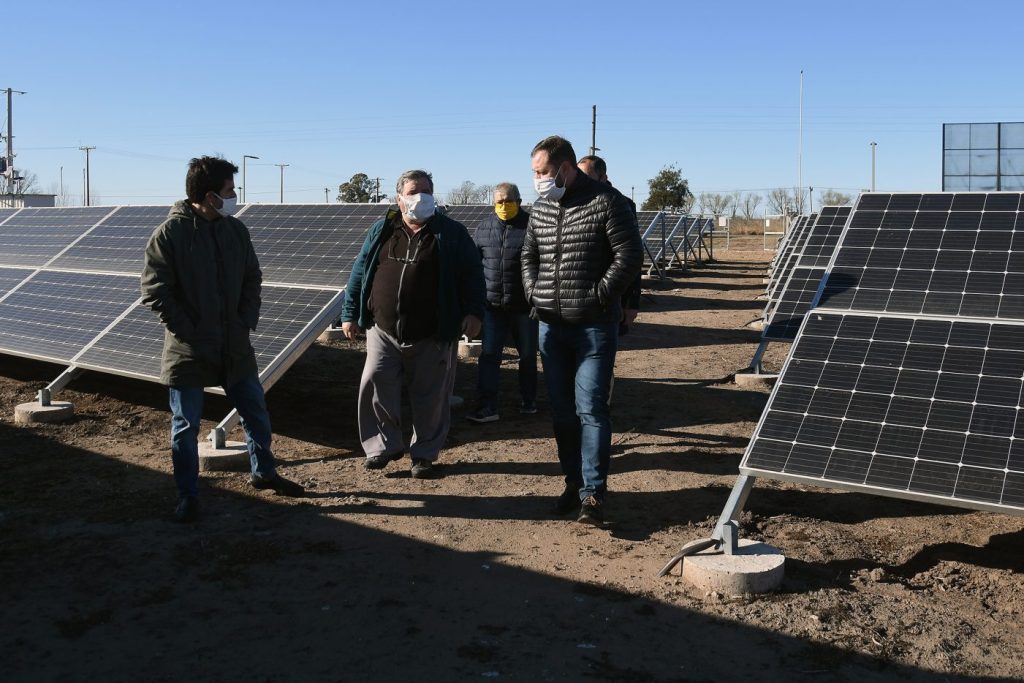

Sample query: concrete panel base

[734,371,778,389]
[683,539,785,596]
[199,440,250,472]
[318,328,347,342]
[746,319,765,331]
[458,340,482,359]
[14,401,74,424]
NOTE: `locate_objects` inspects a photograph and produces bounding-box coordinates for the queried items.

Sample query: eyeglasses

[387,233,425,265]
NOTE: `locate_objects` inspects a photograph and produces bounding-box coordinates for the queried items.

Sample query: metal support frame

[658,474,756,576]
[748,339,769,373]
[641,212,667,280]
[38,367,83,406]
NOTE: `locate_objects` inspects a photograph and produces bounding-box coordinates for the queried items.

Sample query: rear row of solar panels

[742,192,1024,514]
[0,204,390,387]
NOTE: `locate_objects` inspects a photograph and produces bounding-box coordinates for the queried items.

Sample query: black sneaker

[365,452,403,470]
[576,496,604,526]
[250,474,305,497]
[410,458,437,479]
[174,497,199,523]
[519,401,538,415]
[553,485,581,515]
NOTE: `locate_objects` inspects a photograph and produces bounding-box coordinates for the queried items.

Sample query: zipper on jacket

[554,207,564,319]
[395,229,415,342]
[499,223,507,309]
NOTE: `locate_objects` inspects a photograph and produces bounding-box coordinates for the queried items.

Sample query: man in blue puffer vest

[340,169,486,479]
[467,182,538,424]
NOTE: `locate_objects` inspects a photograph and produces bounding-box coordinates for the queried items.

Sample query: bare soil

[3,235,1022,682]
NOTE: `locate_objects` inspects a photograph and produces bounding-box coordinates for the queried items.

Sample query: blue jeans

[169,372,276,499]
[477,308,538,411]
[538,321,618,500]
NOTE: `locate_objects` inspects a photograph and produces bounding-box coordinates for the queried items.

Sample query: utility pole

[79,146,95,206]
[59,166,63,206]
[2,88,27,189]
[631,186,635,202]
[809,186,814,213]
[589,104,599,156]
[870,141,877,192]
[324,187,329,203]
[275,163,289,203]
[375,177,380,203]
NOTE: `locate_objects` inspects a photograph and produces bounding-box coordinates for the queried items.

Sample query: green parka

[141,201,260,387]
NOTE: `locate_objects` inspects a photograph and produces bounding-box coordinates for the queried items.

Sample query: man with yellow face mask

[467,182,538,423]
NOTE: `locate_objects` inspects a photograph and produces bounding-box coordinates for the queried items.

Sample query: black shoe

[365,452,403,470]
[410,458,437,479]
[466,407,499,424]
[576,496,604,526]
[174,497,199,523]
[250,474,305,497]
[519,401,538,415]
[553,485,581,516]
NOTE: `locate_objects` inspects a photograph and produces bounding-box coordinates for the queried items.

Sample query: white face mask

[400,192,436,223]
[214,193,238,217]
[534,165,566,201]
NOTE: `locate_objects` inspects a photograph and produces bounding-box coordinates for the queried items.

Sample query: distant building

[0,194,57,208]
[943,122,1024,191]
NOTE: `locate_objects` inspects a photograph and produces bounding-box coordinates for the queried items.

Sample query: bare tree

[766,187,794,215]
[740,192,762,219]
[728,191,742,217]
[697,192,732,216]
[819,189,853,206]
[446,180,493,205]
[792,188,807,214]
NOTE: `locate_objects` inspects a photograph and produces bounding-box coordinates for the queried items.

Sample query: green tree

[641,165,693,213]
[337,173,383,203]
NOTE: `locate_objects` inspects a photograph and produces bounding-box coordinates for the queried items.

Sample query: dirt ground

[3,235,1023,682]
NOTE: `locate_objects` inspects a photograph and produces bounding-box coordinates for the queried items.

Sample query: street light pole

[242,154,259,204]
[870,142,877,192]
[324,187,329,203]
[275,163,289,203]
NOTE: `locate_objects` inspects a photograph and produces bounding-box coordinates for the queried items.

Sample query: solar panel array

[0,204,382,391]
[742,192,1024,514]
[765,214,816,301]
[444,204,496,234]
[763,206,852,341]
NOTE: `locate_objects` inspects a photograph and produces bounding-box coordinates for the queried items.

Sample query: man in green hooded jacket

[142,156,303,523]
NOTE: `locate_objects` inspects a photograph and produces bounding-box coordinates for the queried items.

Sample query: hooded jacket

[521,172,642,325]
[341,208,486,342]
[141,200,260,387]
[474,207,531,313]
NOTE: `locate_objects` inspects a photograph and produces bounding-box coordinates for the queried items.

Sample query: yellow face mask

[495,202,519,222]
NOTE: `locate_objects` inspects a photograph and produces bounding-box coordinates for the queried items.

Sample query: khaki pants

[358,326,455,462]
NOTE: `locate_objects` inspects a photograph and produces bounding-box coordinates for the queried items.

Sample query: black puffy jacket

[521,172,642,325]
[474,208,530,313]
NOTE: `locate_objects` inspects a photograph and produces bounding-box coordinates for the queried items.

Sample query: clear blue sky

[6,0,1023,208]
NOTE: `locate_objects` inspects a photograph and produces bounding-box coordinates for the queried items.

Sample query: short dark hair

[186,156,238,202]
[531,135,577,168]
[578,155,607,177]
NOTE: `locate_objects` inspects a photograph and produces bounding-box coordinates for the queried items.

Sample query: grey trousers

[358,325,456,462]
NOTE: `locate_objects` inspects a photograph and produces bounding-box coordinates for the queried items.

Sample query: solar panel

[819,193,1024,318]
[766,214,817,301]
[445,204,496,233]
[242,204,387,288]
[0,270,140,364]
[76,285,342,383]
[0,207,113,268]
[49,206,168,274]
[740,192,1024,515]
[763,207,852,341]
[0,208,21,225]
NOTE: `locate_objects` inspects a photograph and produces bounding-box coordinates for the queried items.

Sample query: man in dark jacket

[467,182,538,424]
[142,156,303,523]
[522,136,643,526]
[341,169,486,479]
[578,155,641,334]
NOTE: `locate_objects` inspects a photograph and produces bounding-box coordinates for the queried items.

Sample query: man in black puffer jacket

[467,182,538,424]
[521,136,643,526]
